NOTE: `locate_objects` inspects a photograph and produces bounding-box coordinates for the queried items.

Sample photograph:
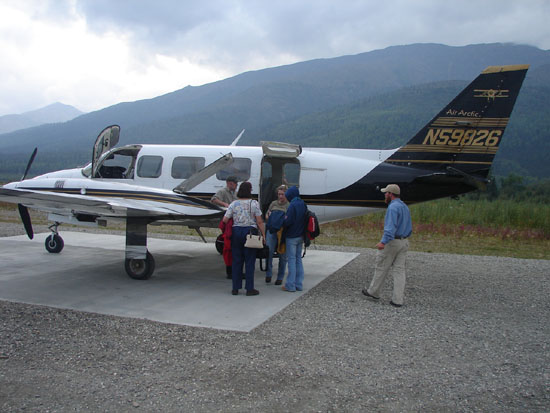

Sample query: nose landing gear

[45,223,64,253]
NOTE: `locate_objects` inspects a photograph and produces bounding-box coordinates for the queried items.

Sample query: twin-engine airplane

[0,65,528,279]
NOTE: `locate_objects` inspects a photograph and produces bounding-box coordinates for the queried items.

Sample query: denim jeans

[284,236,304,291]
[231,226,257,291]
[266,231,286,280]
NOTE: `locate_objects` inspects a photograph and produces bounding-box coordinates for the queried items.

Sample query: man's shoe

[390,301,402,307]
[231,290,238,295]
[275,279,282,285]
[265,277,272,283]
[362,289,380,300]
[246,289,259,296]
[282,286,295,292]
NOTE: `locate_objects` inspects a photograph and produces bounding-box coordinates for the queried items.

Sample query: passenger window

[171,156,205,179]
[137,155,163,178]
[283,162,300,187]
[217,157,252,181]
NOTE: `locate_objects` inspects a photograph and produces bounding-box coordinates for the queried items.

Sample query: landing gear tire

[45,234,64,253]
[125,251,155,280]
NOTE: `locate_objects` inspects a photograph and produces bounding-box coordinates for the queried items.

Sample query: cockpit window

[216,157,251,181]
[137,155,163,178]
[85,145,142,179]
[171,156,205,179]
[96,153,134,179]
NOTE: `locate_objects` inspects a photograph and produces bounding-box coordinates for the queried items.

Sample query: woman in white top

[222,181,266,296]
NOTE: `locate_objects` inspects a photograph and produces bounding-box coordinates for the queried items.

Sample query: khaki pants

[367,239,409,305]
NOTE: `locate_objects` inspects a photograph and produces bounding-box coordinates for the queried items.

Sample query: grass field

[1,198,549,260]
[320,198,550,260]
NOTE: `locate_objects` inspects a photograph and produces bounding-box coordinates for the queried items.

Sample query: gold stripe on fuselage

[397,145,498,154]
[387,159,493,165]
[430,117,509,127]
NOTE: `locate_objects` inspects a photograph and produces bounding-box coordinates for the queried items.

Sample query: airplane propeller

[21,147,37,181]
[18,147,38,239]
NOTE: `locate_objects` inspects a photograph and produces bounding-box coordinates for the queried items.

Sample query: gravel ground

[0,222,549,412]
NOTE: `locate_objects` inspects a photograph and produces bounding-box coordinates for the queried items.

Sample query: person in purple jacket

[281,186,307,292]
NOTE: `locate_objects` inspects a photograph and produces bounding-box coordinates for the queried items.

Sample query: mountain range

[1,43,549,180]
[0,103,83,135]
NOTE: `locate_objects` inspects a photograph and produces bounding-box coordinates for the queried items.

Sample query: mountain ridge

[1,43,549,180]
[0,103,83,135]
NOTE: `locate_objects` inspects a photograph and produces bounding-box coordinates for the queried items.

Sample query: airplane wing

[0,180,225,279]
[0,183,224,221]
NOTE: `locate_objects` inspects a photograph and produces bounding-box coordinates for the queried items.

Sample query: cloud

[73,0,550,66]
[0,0,232,114]
[0,0,549,115]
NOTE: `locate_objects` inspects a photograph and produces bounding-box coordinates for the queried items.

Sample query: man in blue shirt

[363,184,412,307]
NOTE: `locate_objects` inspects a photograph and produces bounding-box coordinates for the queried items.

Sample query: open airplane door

[260,141,302,214]
[261,141,302,159]
[173,153,234,193]
[91,125,120,179]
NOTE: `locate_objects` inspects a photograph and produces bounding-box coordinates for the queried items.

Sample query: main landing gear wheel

[125,251,155,280]
[45,234,64,253]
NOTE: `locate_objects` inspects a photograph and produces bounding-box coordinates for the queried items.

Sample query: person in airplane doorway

[265,185,289,285]
[211,176,238,208]
[281,186,307,292]
[362,184,412,307]
[222,181,266,296]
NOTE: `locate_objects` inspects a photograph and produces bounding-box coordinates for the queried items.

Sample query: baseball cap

[381,184,401,195]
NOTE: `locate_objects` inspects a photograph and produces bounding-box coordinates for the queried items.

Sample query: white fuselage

[11,144,398,223]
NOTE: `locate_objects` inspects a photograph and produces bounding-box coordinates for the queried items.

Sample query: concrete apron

[0,232,358,332]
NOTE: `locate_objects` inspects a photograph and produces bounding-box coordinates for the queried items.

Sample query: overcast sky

[1,0,549,116]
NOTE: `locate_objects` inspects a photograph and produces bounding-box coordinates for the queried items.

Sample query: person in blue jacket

[265,185,289,285]
[282,186,306,292]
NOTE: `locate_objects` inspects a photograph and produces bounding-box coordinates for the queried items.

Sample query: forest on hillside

[1,44,549,181]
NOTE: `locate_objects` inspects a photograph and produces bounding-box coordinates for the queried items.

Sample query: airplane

[0,64,529,280]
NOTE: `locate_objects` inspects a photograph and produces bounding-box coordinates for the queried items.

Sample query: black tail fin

[386,65,529,180]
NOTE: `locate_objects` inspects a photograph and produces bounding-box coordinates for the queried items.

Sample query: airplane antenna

[230,129,245,146]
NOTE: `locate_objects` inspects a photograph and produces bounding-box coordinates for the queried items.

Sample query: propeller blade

[17,204,34,239]
[21,147,38,181]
